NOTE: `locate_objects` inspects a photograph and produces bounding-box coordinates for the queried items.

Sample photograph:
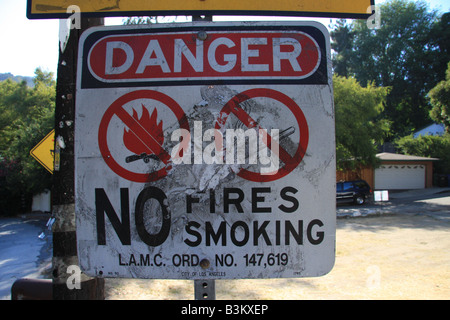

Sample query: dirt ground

[104,212,450,300]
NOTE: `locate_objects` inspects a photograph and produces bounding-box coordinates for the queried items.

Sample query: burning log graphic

[123,105,164,163]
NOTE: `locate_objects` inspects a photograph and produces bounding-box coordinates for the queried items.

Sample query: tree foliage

[331,0,449,136]
[395,133,450,174]
[0,68,55,215]
[330,19,354,78]
[334,75,390,169]
[429,62,450,133]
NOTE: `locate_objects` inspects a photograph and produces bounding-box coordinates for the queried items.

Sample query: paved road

[0,216,52,300]
[337,187,450,221]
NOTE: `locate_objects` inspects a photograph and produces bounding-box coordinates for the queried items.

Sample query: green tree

[395,133,450,174]
[334,75,390,170]
[429,12,450,84]
[429,62,450,133]
[331,0,447,136]
[330,19,354,78]
[0,68,55,215]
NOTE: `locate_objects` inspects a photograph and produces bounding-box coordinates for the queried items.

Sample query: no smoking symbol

[215,88,309,182]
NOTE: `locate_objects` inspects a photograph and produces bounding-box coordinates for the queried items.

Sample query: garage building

[374,153,438,190]
[337,152,439,190]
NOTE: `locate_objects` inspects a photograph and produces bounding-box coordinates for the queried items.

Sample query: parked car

[336,180,372,205]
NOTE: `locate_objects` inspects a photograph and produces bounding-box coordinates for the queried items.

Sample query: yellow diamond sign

[30,129,55,174]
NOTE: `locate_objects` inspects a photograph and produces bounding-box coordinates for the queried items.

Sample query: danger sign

[75,22,336,280]
[86,31,321,83]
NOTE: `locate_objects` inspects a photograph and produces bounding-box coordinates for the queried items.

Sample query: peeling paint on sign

[75,22,335,280]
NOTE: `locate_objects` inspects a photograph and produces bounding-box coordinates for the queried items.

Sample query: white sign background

[75,21,336,279]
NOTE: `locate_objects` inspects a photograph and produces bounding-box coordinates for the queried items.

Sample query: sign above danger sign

[75,22,336,280]
[27,0,374,19]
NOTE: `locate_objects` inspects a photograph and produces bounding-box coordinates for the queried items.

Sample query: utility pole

[52,16,104,300]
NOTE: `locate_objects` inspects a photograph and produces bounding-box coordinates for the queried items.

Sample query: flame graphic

[123,105,164,157]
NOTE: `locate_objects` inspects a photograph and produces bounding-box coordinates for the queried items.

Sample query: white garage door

[375,164,425,190]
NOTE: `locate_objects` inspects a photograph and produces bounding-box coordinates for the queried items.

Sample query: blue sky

[0,0,448,77]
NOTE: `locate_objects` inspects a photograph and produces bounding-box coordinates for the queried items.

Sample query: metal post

[191,14,216,300]
[194,280,216,300]
[52,16,104,300]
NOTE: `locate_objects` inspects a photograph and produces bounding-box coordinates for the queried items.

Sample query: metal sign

[28,0,374,19]
[75,21,336,280]
[30,129,55,174]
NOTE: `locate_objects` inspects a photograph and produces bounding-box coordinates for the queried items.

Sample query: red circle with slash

[215,88,309,182]
[98,90,189,183]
